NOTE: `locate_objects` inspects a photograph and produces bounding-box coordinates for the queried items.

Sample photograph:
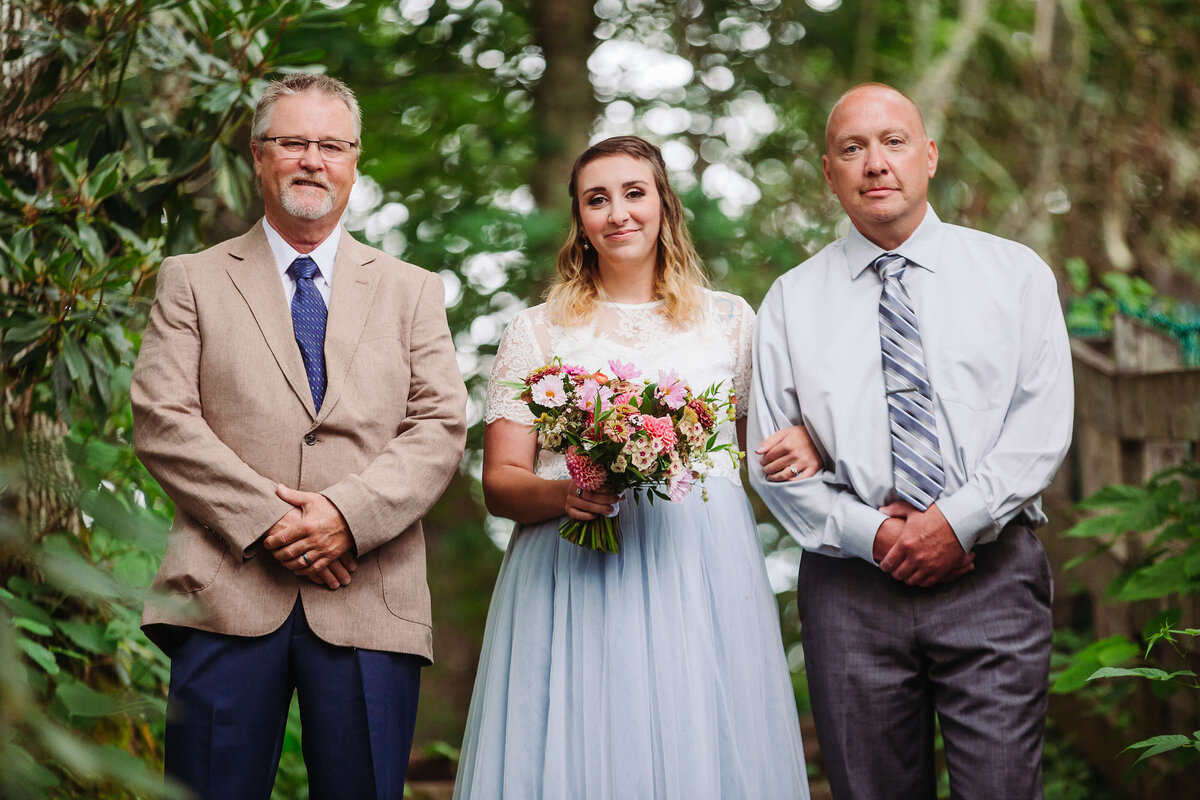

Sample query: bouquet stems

[558,515,622,553]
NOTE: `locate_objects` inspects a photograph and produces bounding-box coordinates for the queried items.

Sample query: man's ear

[821,154,833,190]
[250,141,263,175]
[926,138,938,179]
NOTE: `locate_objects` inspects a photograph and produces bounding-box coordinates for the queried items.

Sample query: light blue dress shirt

[749,206,1074,563]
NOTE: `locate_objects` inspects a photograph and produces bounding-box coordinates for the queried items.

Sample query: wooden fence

[1043,317,1200,798]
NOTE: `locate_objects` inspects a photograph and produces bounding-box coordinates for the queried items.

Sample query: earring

[581,238,591,251]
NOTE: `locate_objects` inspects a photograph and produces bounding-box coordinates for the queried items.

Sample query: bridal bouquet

[509,358,741,553]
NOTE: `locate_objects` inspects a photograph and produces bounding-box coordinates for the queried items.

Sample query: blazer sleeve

[321,271,467,556]
[131,257,294,555]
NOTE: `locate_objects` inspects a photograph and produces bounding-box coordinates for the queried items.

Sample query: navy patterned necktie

[287,255,327,412]
[873,252,945,510]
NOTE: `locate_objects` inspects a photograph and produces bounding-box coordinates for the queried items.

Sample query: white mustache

[286,173,331,191]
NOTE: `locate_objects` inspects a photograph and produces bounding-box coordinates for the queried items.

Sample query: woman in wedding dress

[454,136,813,799]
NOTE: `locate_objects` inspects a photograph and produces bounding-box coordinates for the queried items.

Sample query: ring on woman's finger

[300,552,312,566]
[788,464,800,477]
[575,487,583,498]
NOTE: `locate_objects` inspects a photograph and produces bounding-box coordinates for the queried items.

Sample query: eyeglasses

[260,136,359,161]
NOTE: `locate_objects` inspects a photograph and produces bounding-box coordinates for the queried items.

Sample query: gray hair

[250,73,362,146]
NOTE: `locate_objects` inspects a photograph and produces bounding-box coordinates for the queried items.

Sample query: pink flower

[656,369,688,410]
[667,470,694,502]
[531,375,569,407]
[575,378,600,411]
[604,419,632,443]
[561,363,589,376]
[641,415,678,452]
[608,359,642,381]
[576,378,614,414]
[565,449,607,490]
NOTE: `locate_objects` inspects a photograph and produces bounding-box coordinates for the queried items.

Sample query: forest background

[1,0,1198,797]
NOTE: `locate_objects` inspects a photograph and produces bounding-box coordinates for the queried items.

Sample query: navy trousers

[164,600,422,800]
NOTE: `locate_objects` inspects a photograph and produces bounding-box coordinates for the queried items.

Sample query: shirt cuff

[935,484,998,553]
[838,502,890,564]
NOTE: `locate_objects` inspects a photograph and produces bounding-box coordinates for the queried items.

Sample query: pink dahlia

[565,450,608,491]
[642,415,678,451]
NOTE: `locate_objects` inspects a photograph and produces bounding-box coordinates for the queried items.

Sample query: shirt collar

[845,204,943,279]
[262,217,341,284]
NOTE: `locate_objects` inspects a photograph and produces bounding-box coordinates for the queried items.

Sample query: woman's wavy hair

[546,136,708,327]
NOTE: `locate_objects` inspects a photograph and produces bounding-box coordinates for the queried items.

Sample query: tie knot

[871,252,906,281]
[287,255,320,281]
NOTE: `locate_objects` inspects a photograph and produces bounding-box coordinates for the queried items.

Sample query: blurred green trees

[2,0,1199,796]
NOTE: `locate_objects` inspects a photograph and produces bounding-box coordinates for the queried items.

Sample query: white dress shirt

[262,217,340,307]
[749,206,1074,564]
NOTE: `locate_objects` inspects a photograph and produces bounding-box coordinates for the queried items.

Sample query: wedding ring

[300,552,312,566]
[789,464,800,477]
[575,487,583,497]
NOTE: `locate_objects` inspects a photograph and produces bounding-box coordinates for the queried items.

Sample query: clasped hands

[263,484,357,590]
[755,425,971,587]
[873,500,974,587]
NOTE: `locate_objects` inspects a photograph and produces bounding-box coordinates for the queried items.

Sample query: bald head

[820,82,938,250]
[825,83,927,152]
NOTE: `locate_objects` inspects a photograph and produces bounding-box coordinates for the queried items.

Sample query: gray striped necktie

[873,252,944,510]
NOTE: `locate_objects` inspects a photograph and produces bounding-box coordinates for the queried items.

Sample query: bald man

[749,84,1073,799]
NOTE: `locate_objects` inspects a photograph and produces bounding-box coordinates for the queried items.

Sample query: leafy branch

[1053,461,1200,774]
[1087,622,1200,765]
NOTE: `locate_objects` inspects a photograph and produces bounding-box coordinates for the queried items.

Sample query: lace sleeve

[484,311,542,425]
[732,296,755,419]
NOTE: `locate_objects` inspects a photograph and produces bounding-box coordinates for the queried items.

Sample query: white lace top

[484,290,755,485]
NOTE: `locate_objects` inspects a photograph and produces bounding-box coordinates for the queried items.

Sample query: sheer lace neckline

[598,298,663,310]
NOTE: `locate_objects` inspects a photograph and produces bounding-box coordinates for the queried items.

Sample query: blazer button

[304,432,317,445]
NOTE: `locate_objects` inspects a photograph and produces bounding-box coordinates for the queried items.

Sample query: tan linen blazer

[131,221,466,661]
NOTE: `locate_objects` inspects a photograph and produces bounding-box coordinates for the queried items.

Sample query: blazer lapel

[318,232,380,424]
[225,223,318,418]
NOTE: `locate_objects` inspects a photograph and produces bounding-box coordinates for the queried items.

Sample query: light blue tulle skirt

[453,479,809,800]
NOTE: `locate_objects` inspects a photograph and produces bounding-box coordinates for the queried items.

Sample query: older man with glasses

[131,73,467,799]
